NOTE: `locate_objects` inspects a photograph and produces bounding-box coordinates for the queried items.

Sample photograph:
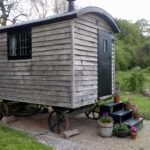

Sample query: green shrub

[116,67,146,93]
[125,67,146,93]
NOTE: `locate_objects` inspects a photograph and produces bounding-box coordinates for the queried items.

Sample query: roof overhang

[0,6,120,33]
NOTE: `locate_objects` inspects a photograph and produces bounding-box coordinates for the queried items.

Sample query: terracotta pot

[133,114,140,119]
[124,103,131,111]
[114,96,120,103]
[130,132,137,139]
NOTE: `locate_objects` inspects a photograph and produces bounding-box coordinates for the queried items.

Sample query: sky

[75,0,150,22]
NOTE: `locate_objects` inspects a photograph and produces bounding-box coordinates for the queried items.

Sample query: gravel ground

[3,113,150,150]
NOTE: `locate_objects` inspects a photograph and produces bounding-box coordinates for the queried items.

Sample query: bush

[125,67,146,93]
[116,67,146,93]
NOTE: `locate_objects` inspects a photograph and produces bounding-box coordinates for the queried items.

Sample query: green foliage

[115,18,150,71]
[124,67,146,93]
[101,116,113,123]
[0,125,53,150]
[114,123,129,131]
[116,67,146,93]
[113,89,121,96]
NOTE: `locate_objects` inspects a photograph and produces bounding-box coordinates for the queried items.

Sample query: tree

[29,0,50,18]
[52,0,68,15]
[0,0,27,26]
[136,19,150,37]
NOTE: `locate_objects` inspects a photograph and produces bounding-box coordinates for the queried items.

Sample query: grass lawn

[0,124,53,150]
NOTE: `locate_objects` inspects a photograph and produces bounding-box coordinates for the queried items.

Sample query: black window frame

[7,28,32,60]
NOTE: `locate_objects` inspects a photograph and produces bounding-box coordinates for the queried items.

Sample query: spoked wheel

[48,110,69,134]
[0,102,9,119]
[85,104,101,120]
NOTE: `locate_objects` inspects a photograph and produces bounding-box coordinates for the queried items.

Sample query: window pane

[19,31,31,56]
[103,40,107,52]
[9,34,17,56]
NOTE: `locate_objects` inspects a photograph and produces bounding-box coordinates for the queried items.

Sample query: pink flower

[133,106,138,111]
[127,98,131,101]
[129,124,133,126]
[131,126,136,131]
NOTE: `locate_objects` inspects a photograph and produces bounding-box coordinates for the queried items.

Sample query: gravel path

[3,113,150,150]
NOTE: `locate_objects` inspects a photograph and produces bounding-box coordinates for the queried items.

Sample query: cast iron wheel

[48,110,69,134]
[85,104,101,120]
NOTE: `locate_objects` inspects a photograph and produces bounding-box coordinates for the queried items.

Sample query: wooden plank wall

[73,13,115,107]
[0,21,73,108]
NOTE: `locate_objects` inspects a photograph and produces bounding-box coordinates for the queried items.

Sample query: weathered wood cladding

[0,13,116,109]
[0,21,73,108]
[73,13,115,107]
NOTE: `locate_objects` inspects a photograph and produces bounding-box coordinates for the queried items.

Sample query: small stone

[2,115,17,124]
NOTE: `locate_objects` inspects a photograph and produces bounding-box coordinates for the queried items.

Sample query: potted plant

[124,98,131,111]
[132,105,140,119]
[130,125,137,139]
[114,89,121,103]
[97,112,114,137]
[114,123,129,137]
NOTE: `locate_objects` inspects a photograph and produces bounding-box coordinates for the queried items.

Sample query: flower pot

[133,114,140,119]
[130,132,137,139]
[114,96,120,103]
[124,103,131,111]
[114,129,129,137]
[97,120,113,137]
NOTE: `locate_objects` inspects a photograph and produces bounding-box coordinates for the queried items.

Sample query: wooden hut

[0,1,120,110]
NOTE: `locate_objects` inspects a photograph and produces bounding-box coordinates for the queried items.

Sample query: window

[103,39,107,52]
[8,28,31,59]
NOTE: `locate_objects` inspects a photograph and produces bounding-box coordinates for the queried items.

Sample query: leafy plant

[114,123,129,131]
[114,89,121,96]
[131,105,140,115]
[124,98,131,104]
[101,112,113,123]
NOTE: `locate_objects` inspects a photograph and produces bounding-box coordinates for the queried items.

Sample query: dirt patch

[3,113,150,150]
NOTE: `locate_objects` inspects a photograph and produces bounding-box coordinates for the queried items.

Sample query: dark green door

[98,29,112,97]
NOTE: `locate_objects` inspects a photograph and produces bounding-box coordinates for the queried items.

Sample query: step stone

[100,100,144,131]
[110,109,133,123]
[124,117,144,130]
[111,109,132,116]
[100,102,124,114]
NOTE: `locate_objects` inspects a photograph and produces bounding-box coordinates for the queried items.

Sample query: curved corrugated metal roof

[0,6,120,33]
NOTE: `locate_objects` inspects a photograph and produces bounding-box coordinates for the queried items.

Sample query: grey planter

[97,120,113,137]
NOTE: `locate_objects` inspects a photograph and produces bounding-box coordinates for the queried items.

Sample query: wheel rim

[48,111,69,133]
